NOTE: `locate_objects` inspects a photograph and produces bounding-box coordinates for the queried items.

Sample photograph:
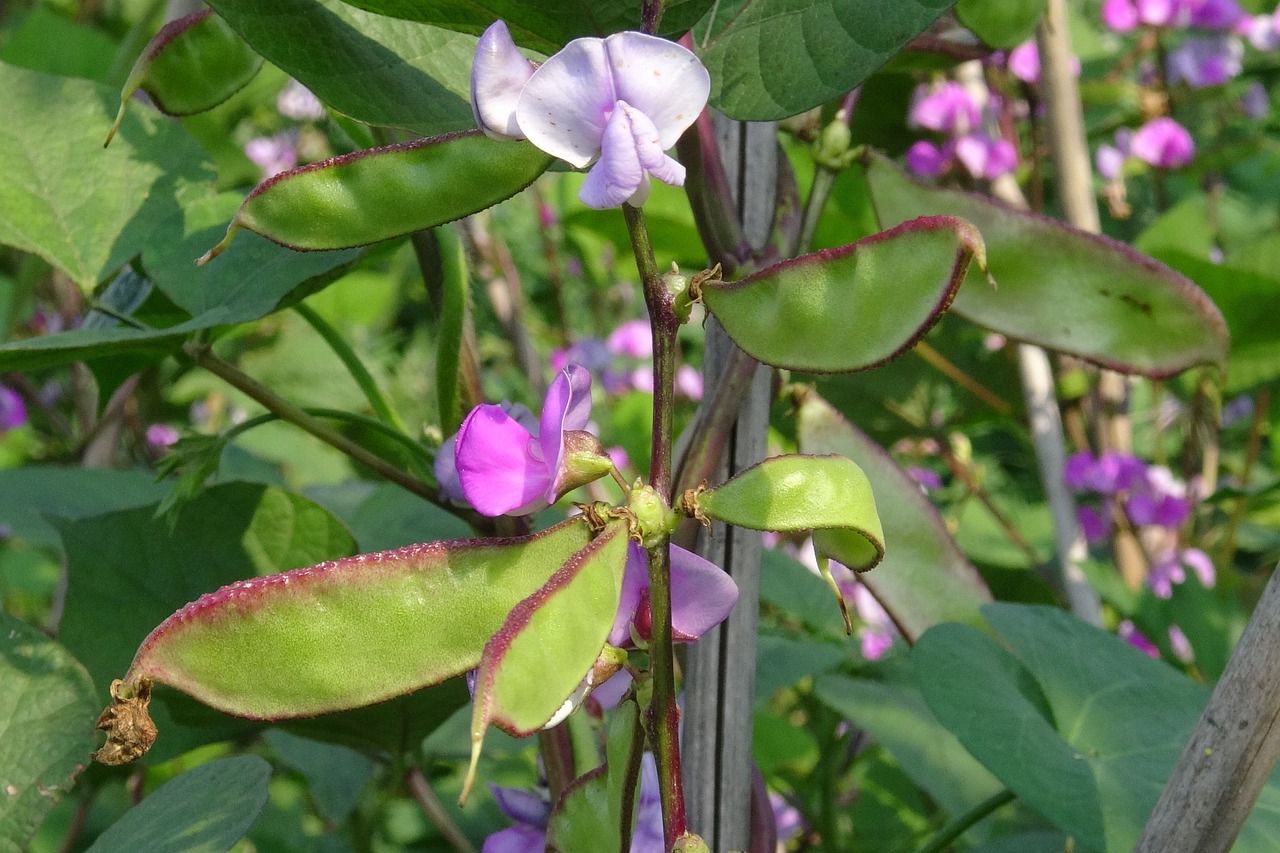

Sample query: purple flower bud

[1168,624,1195,663]
[1181,547,1215,587]
[907,466,943,491]
[470,20,535,141]
[1130,116,1195,168]
[905,140,951,177]
[145,424,180,452]
[1119,620,1160,657]
[1167,34,1243,88]
[0,387,26,432]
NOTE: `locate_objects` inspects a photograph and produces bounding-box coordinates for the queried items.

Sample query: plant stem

[293,302,408,433]
[185,343,440,504]
[224,408,435,469]
[917,789,1017,853]
[539,726,576,804]
[406,767,478,853]
[623,203,686,846]
[1220,388,1270,567]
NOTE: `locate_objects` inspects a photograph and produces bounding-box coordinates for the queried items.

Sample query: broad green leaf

[697,454,884,571]
[120,517,594,721]
[914,604,1280,853]
[699,0,954,120]
[0,61,211,291]
[467,522,629,793]
[755,634,845,701]
[85,756,271,853]
[1144,251,1280,393]
[955,0,1046,48]
[546,698,644,852]
[334,0,716,52]
[264,730,375,822]
[795,390,991,637]
[814,673,1003,817]
[863,152,1230,378]
[106,9,264,146]
[207,0,480,136]
[701,216,982,373]
[199,132,553,261]
[0,612,97,853]
[0,190,358,372]
[0,4,119,81]
[0,466,168,549]
[58,483,358,762]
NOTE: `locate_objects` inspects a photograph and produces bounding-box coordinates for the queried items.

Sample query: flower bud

[549,430,614,500]
[628,484,675,546]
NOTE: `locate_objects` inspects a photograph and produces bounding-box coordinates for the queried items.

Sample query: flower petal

[482,823,546,853]
[456,404,550,516]
[579,106,646,208]
[620,101,686,186]
[669,545,738,642]
[489,783,551,827]
[608,542,650,646]
[604,32,709,149]
[471,21,535,140]
[538,364,593,496]
[516,37,616,167]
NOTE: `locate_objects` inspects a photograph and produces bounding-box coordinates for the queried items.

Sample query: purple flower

[244,132,298,177]
[904,140,952,177]
[629,366,655,394]
[909,82,980,134]
[1167,34,1243,87]
[771,792,806,845]
[1126,492,1190,527]
[608,542,738,647]
[454,365,611,516]
[1148,547,1215,597]
[276,79,325,121]
[435,401,538,504]
[1245,14,1280,50]
[145,424,179,452]
[1138,0,1193,28]
[0,388,26,432]
[606,319,652,359]
[1169,624,1195,662]
[550,338,612,375]
[954,132,1018,180]
[1241,81,1270,119]
[907,466,943,491]
[473,24,710,208]
[1064,451,1148,494]
[1078,504,1111,543]
[1119,620,1160,658]
[1131,116,1195,168]
[1096,143,1127,181]
[1007,41,1080,84]
[851,583,897,660]
[1189,0,1245,31]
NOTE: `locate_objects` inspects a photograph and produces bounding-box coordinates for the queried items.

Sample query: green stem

[224,408,435,469]
[185,343,440,504]
[405,767,478,853]
[917,789,1016,853]
[293,302,408,433]
[622,203,685,846]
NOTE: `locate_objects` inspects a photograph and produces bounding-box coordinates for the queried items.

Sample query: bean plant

[2,0,1280,851]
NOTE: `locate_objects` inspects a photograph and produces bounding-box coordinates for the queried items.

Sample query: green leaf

[0,190,358,372]
[467,522,629,795]
[0,466,168,549]
[84,756,271,853]
[0,5,119,81]
[955,0,1046,48]
[700,0,954,120]
[795,390,991,638]
[0,61,212,291]
[207,0,481,136]
[334,0,716,52]
[813,673,1003,817]
[863,152,1230,378]
[264,730,375,822]
[914,604,1280,852]
[120,516,594,721]
[199,132,553,261]
[0,612,98,853]
[697,454,885,571]
[106,9,264,146]
[700,216,982,373]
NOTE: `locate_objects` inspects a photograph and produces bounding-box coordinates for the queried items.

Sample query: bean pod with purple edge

[196,131,555,264]
[92,517,597,764]
[697,216,985,373]
[105,9,264,147]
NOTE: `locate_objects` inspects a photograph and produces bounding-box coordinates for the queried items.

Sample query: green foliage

[955,0,1047,49]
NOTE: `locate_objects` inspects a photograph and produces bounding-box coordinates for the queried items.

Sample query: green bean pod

[694,453,885,572]
[196,132,555,264]
[91,518,597,767]
[105,9,264,147]
[698,216,985,373]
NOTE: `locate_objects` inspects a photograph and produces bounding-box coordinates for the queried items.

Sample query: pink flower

[674,365,703,401]
[1246,14,1280,50]
[244,132,297,178]
[0,388,26,432]
[1167,34,1243,88]
[1119,620,1160,657]
[454,364,610,516]
[955,133,1018,180]
[1007,41,1080,84]
[904,140,951,177]
[1078,504,1111,543]
[276,79,325,121]
[145,424,180,452]
[1096,143,1127,180]
[1169,624,1195,663]
[1103,0,1141,31]
[1131,117,1195,168]
[606,319,652,359]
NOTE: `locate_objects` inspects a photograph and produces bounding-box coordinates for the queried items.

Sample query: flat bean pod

[197,132,554,264]
[105,9,263,147]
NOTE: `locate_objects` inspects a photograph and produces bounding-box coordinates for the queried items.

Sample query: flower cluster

[904,79,1018,181]
[1064,450,1214,598]
[470,22,710,208]
[551,319,702,401]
